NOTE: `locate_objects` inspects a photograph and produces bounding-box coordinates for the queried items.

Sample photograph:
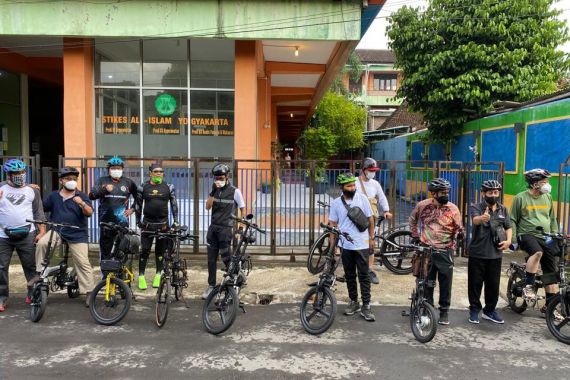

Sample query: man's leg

[69,242,94,294]
[356,249,371,305]
[218,227,233,269]
[34,232,61,276]
[541,247,560,308]
[468,257,485,313]
[0,238,14,306]
[206,226,220,287]
[99,228,116,261]
[14,235,37,298]
[436,251,454,313]
[483,258,502,314]
[519,235,543,299]
[138,232,153,276]
[341,248,358,303]
[425,259,438,307]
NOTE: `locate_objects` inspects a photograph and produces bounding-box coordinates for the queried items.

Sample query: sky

[357,0,570,53]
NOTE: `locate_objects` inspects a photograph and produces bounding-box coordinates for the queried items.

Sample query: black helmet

[481,179,502,191]
[428,178,451,192]
[361,157,379,171]
[59,166,80,178]
[212,163,230,176]
[524,168,550,185]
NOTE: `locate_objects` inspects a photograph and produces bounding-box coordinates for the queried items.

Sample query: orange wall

[63,38,94,157]
[234,41,257,161]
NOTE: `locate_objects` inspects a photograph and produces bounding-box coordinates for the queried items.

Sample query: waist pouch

[341,197,370,232]
[4,224,31,241]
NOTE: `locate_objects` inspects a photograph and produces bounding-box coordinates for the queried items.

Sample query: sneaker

[138,275,148,290]
[152,274,161,288]
[482,310,504,324]
[369,270,380,285]
[360,304,376,322]
[541,306,565,322]
[27,274,41,287]
[468,310,480,324]
[344,300,361,316]
[438,311,450,325]
[25,296,32,305]
[201,285,214,300]
[85,292,91,308]
[523,285,536,300]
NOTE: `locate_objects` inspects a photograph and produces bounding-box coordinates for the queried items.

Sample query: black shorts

[518,234,559,275]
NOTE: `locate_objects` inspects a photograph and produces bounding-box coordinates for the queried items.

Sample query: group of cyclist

[0,157,243,313]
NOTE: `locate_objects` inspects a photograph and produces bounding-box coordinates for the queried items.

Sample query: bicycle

[143,226,198,328]
[400,242,439,343]
[306,200,333,274]
[202,214,265,335]
[300,222,353,335]
[88,222,139,326]
[26,219,81,323]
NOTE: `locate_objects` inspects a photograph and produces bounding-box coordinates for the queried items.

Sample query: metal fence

[0,155,41,184]
[558,155,570,235]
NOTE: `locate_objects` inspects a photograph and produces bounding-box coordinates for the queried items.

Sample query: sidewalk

[6,250,533,310]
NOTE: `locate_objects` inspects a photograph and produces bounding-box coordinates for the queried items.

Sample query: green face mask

[151,176,163,184]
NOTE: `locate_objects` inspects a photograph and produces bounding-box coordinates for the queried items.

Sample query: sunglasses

[152,170,164,174]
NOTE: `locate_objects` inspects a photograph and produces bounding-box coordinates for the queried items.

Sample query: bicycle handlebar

[100,222,139,236]
[26,219,81,229]
[317,200,330,208]
[142,227,199,241]
[230,215,266,234]
[536,226,570,242]
[319,222,354,243]
[400,243,449,255]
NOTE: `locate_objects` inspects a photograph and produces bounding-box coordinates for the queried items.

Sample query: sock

[545,292,557,306]
[525,272,536,286]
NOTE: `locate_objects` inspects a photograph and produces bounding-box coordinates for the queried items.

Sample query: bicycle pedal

[239,302,246,313]
[401,310,410,317]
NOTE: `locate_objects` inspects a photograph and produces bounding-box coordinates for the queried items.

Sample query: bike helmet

[428,178,451,192]
[212,163,230,176]
[3,159,26,173]
[59,166,80,178]
[524,168,550,185]
[361,157,379,171]
[106,156,124,168]
[481,179,502,191]
[337,172,356,186]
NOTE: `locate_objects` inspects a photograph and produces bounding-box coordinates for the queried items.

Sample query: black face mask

[436,195,449,205]
[343,190,356,199]
[485,196,498,205]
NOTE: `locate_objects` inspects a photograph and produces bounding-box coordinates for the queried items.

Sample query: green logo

[154,93,177,116]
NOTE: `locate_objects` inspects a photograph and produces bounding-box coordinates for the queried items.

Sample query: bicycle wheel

[506,271,527,313]
[29,285,48,323]
[410,301,437,343]
[380,230,413,275]
[155,277,171,328]
[308,232,332,274]
[300,286,337,335]
[67,273,80,299]
[89,277,132,326]
[174,284,183,301]
[202,285,239,335]
[545,295,570,345]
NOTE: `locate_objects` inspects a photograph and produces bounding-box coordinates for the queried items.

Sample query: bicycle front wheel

[29,285,48,323]
[307,232,332,274]
[202,285,239,335]
[506,271,527,314]
[300,286,337,335]
[380,230,413,275]
[67,273,80,299]
[410,301,437,343]
[545,295,570,345]
[89,277,132,326]
[155,277,171,328]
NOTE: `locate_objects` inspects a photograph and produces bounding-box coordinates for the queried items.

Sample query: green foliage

[388,0,569,143]
[298,126,337,161]
[330,51,364,95]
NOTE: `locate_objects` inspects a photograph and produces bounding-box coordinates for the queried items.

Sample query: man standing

[34,167,95,306]
[409,178,462,325]
[89,156,138,262]
[510,169,560,316]
[329,172,376,321]
[467,180,512,324]
[355,157,392,284]
[0,159,46,312]
[135,163,179,290]
[202,164,245,299]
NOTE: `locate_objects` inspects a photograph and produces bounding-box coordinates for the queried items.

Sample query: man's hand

[124,208,134,217]
[498,240,511,251]
[171,221,179,230]
[72,196,84,205]
[35,231,46,243]
[105,184,114,193]
[384,211,393,220]
[28,184,40,191]
[210,183,217,197]
[480,209,491,223]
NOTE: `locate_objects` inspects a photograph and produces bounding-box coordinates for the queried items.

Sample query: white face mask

[366,171,376,180]
[215,180,226,188]
[110,169,123,179]
[63,180,77,191]
[539,183,552,194]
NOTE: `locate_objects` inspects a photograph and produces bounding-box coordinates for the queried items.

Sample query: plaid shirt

[409,198,462,249]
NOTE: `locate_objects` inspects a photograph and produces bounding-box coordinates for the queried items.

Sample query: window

[143,39,187,87]
[95,40,140,86]
[373,74,398,91]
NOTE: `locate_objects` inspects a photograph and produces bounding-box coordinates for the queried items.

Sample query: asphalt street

[1,293,568,380]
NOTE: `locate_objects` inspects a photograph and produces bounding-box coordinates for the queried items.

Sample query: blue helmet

[3,159,26,173]
[107,156,124,168]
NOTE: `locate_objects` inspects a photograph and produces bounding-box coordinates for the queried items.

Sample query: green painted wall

[365,95,401,106]
[0,0,362,40]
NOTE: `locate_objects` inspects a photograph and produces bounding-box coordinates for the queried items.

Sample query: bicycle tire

[67,274,80,299]
[307,232,332,275]
[174,284,183,301]
[89,277,132,326]
[202,285,239,335]
[380,230,413,275]
[545,295,570,345]
[410,301,437,343]
[506,271,528,313]
[300,286,337,335]
[29,285,48,323]
[155,277,171,328]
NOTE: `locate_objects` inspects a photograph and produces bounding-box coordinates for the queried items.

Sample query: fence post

[389,161,397,229]
[308,161,316,247]
[270,160,277,255]
[41,167,52,198]
[34,154,41,185]
[193,158,200,255]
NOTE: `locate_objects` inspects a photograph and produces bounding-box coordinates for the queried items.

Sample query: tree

[330,52,364,96]
[388,0,569,142]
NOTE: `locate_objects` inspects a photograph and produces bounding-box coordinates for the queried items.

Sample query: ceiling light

[107,75,113,79]
[290,113,294,118]
[294,47,299,57]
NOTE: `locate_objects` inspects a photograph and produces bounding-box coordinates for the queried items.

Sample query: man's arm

[134,185,144,224]
[509,196,520,239]
[549,196,559,233]
[409,204,420,238]
[88,178,105,200]
[376,183,390,213]
[31,188,46,240]
[74,194,93,217]
[234,189,246,218]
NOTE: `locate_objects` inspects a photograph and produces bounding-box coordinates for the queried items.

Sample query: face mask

[484,196,498,205]
[110,169,123,179]
[342,189,356,199]
[151,176,163,184]
[10,173,26,187]
[64,180,77,191]
[366,171,375,180]
[215,180,226,188]
[539,183,551,194]
[436,195,449,205]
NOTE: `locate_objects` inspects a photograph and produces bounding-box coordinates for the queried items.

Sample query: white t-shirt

[328,192,373,250]
[0,184,44,238]
[355,177,390,213]
[234,189,246,209]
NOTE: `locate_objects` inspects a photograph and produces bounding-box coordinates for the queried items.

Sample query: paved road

[1,294,568,380]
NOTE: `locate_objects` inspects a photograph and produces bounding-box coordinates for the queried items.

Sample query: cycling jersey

[89,175,138,225]
[136,182,178,224]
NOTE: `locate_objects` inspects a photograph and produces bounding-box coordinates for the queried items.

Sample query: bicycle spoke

[306,309,319,322]
[556,317,570,330]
